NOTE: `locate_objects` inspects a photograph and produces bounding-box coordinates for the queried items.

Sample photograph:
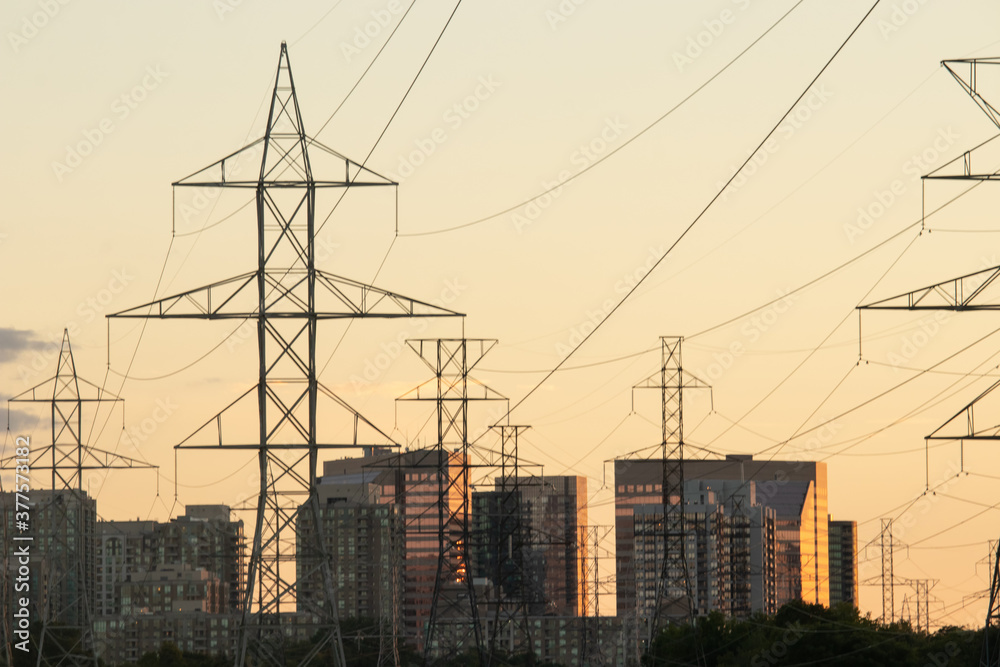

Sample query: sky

[4,0,1000,626]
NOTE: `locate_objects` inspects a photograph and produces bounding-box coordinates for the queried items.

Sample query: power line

[490,0,884,434]
[397,0,808,237]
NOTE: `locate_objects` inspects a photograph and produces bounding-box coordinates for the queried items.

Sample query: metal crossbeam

[858,265,1000,311]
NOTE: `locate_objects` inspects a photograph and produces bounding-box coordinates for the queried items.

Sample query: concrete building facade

[615,454,828,621]
[828,518,859,607]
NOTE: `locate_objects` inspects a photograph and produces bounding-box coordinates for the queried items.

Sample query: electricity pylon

[983,541,1000,666]
[109,43,460,667]
[632,336,711,646]
[4,330,153,667]
[396,339,506,664]
[858,53,1000,666]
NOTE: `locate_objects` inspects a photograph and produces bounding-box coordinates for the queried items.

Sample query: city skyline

[4,0,1000,638]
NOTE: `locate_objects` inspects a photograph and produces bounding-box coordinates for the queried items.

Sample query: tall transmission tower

[483,424,533,665]
[581,524,607,666]
[632,336,711,646]
[858,54,1000,658]
[882,519,895,624]
[984,540,1000,667]
[3,330,154,667]
[396,339,506,664]
[108,43,460,667]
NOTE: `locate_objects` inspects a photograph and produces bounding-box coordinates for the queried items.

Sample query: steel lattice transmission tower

[984,541,1000,667]
[633,336,710,645]
[485,424,533,665]
[109,43,459,667]
[881,519,895,624]
[4,330,153,667]
[396,339,506,665]
[858,54,1000,660]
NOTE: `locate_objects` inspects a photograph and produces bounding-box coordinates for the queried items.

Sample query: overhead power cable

[490,0,883,429]
[398,0,808,237]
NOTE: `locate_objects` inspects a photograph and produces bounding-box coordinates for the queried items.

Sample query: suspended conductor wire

[487,0,884,434]
[397,0,807,238]
[289,0,346,47]
[318,234,398,378]
[480,163,996,376]
[756,323,1000,456]
[310,0,419,140]
[314,0,467,241]
[312,0,468,379]
[703,231,920,452]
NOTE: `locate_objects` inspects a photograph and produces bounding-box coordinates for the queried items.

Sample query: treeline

[645,600,994,666]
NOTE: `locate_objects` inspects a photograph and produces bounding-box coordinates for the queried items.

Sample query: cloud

[3,407,41,432]
[0,328,48,363]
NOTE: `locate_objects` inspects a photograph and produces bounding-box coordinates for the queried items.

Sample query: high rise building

[828,518,859,607]
[321,448,467,648]
[96,519,158,618]
[156,505,245,613]
[624,479,777,620]
[93,507,244,663]
[1,489,97,627]
[96,505,244,616]
[471,475,589,618]
[295,480,400,621]
[120,563,227,615]
[616,454,828,620]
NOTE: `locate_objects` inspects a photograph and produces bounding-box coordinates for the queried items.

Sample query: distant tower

[882,519,895,624]
[632,337,710,644]
[4,330,153,666]
[396,339,506,664]
[984,541,1000,667]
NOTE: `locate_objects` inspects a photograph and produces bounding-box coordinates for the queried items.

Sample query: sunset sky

[4,0,1000,625]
